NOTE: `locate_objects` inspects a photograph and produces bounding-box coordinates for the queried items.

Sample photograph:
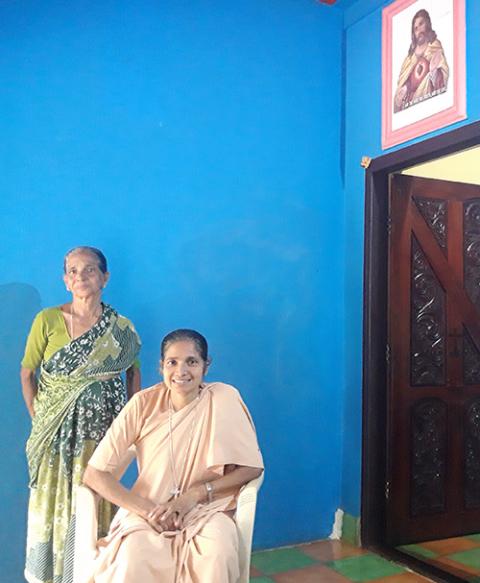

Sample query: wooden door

[387,174,480,545]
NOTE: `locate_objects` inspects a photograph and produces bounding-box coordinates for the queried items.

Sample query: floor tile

[398,544,437,560]
[429,557,479,577]
[445,548,480,570]
[272,564,351,582]
[328,554,405,582]
[421,537,480,555]
[251,548,318,575]
[300,540,368,561]
[370,572,433,583]
[250,565,264,577]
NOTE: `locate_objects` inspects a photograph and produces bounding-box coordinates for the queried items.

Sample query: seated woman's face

[162,340,207,400]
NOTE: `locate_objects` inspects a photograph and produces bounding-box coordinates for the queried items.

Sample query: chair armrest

[236,473,264,583]
[73,485,99,583]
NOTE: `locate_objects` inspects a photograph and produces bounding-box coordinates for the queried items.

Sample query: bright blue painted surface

[4,0,477,575]
[341,0,391,29]
[0,1,345,579]
[340,0,480,515]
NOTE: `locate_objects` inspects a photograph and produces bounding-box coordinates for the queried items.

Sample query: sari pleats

[25,381,124,583]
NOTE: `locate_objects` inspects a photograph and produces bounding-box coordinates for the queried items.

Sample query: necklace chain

[168,392,201,498]
[69,303,102,339]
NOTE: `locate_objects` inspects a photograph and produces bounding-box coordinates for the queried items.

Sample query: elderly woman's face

[162,340,207,399]
[63,251,109,299]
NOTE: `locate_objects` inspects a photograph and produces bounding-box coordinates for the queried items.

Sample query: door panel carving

[411,399,447,516]
[465,398,480,509]
[414,197,448,253]
[464,200,480,311]
[464,328,480,385]
[410,236,446,387]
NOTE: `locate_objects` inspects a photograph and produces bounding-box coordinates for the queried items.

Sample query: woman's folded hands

[146,488,202,532]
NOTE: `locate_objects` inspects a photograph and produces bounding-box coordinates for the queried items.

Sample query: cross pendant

[170,487,181,497]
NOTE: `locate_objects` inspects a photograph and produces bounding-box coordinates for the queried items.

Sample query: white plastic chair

[73,450,263,583]
[235,473,264,583]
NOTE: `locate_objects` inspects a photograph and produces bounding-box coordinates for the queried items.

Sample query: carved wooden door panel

[388,174,480,545]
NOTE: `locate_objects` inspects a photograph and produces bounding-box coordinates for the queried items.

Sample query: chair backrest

[73,449,263,583]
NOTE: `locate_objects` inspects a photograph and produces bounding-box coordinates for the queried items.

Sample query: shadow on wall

[0,283,42,581]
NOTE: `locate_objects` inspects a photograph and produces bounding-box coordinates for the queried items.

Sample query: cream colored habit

[87,382,264,583]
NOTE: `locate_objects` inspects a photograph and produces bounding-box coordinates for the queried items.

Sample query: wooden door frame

[362,120,480,582]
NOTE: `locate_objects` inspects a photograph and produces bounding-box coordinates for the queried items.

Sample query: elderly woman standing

[21,246,141,583]
[83,329,263,583]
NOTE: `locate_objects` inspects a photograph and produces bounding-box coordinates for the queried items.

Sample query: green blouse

[21,307,140,370]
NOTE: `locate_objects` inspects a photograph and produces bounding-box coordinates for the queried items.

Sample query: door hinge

[385,480,390,500]
[387,215,392,234]
[386,344,391,364]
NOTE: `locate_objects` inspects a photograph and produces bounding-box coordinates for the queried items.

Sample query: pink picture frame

[382,0,466,150]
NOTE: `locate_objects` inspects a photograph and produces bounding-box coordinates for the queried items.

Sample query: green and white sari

[25,305,140,583]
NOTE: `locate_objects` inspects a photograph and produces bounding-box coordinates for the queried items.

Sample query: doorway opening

[362,121,480,583]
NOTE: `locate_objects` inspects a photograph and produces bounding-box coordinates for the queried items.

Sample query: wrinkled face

[414,16,428,44]
[161,340,208,402]
[63,251,109,299]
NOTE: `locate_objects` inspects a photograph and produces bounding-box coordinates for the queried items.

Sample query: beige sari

[87,381,264,583]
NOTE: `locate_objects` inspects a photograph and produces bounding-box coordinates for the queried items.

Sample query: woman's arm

[83,465,157,525]
[126,366,141,399]
[193,464,263,503]
[150,465,263,529]
[20,367,38,418]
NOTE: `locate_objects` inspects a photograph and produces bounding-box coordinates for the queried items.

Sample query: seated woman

[83,329,264,583]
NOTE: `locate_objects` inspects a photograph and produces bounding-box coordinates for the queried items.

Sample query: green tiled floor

[250,540,431,583]
[328,555,405,582]
[251,548,318,575]
[398,532,480,580]
[447,549,480,570]
[398,544,437,559]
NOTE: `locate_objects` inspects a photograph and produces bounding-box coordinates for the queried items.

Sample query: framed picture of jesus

[382,0,466,149]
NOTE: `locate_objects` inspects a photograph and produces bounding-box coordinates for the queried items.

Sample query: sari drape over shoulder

[88,382,264,583]
[25,305,141,583]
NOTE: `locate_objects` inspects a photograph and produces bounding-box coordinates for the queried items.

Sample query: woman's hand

[148,489,201,531]
[20,367,38,418]
[146,502,171,532]
[83,466,162,530]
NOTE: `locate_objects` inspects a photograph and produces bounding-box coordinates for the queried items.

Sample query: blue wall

[340,0,480,516]
[0,1,345,580]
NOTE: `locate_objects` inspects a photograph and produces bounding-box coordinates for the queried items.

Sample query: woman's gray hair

[64,246,108,274]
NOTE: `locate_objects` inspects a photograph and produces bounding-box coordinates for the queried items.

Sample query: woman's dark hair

[64,246,108,274]
[161,329,209,363]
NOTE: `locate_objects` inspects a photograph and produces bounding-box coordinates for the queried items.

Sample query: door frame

[362,120,480,582]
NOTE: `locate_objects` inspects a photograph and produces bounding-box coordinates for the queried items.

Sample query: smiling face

[161,340,209,404]
[63,250,109,300]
